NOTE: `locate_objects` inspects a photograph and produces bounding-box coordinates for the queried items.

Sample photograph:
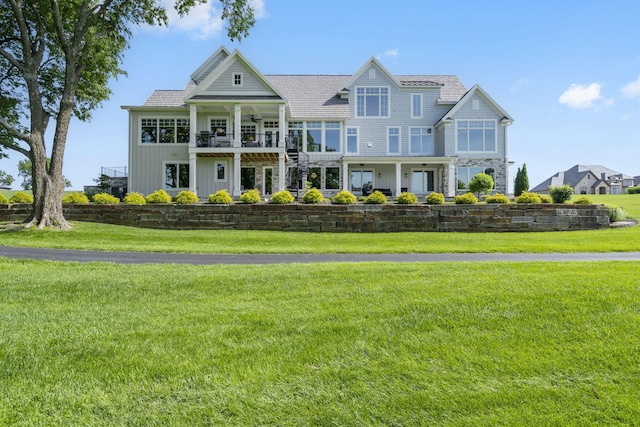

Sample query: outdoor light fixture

[378,172,381,178]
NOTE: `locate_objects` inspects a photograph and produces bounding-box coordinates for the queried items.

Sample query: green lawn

[1,260,639,425]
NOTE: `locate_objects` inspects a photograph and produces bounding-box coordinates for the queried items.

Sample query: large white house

[122,46,514,199]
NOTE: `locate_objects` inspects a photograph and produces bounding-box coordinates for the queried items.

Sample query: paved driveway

[2,246,640,264]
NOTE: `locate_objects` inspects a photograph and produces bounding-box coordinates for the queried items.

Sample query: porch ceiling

[196,152,280,162]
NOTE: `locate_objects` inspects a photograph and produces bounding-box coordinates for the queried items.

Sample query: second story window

[410,127,433,155]
[141,118,189,144]
[411,94,422,118]
[388,127,400,154]
[356,87,389,117]
[457,120,496,152]
[347,127,358,154]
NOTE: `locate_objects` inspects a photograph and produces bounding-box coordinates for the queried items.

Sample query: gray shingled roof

[141,74,467,114]
[531,164,631,192]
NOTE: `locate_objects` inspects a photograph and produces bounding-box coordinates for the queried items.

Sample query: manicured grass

[1,260,639,425]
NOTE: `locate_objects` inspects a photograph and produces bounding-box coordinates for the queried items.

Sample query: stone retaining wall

[0,203,610,232]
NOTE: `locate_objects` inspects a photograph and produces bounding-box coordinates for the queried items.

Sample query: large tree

[0,0,255,229]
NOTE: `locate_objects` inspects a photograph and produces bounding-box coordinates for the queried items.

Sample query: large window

[325,122,340,152]
[288,122,303,151]
[457,120,496,152]
[141,118,190,144]
[307,122,322,152]
[356,87,389,117]
[165,162,189,189]
[347,127,358,154]
[388,127,400,154]
[457,167,495,190]
[411,94,422,118]
[412,170,435,194]
[309,167,322,188]
[410,127,434,155]
[241,167,255,190]
[210,119,227,136]
[326,167,340,189]
[351,170,374,195]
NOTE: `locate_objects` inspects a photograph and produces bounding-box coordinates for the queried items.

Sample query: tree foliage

[18,159,71,190]
[0,169,14,187]
[514,163,529,197]
[0,0,255,228]
[469,173,494,197]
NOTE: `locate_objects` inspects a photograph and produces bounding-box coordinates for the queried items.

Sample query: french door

[411,170,434,194]
[351,170,374,195]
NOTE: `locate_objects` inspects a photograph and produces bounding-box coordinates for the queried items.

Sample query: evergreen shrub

[9,192,33,203]
[62,192,90,204]
[627,186,640,194]
[549,185,573,203]
[396,192,417,204]
[146,189,172,204]
[540,195,553,203]
[174,190,199,204]
[271,190,295,204]
[123,192,146,205]
[208,189,233,204]
[485,193,510,204]
[515,191,541,204]
[454,192,478,204]
[425,192,445,204]
[0,194,8,204]
[332,190,356,205]
[364,190,387,204]
[239,189,261,204]
[302,188,324,204]
[92,192,120,204]
[573,196,593,205]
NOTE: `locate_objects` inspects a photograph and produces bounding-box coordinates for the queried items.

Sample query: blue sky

[2,0,639,191]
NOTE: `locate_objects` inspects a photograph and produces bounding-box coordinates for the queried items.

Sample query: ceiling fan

[249,114,262,123]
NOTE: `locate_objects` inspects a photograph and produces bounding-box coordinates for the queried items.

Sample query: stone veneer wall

[0,203,609,232]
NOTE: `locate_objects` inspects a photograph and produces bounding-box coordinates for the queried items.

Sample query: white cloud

[558,83,603,109]
[621,76,640,98]
[156,0,266,39]
[377,49,399,60]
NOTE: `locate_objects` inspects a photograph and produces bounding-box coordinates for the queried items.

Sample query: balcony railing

[196,132,283,148]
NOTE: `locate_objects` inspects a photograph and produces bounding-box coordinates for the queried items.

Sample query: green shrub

[540,195,553,204]
[92,192,120,204]
[332,190,356,205]
[123,192,146,205]
[515,191,541,204]
[396,192,417,204]
[549,185,573,203]
[239,189,261,204]
[365,190,387,204]
[302,188,324,204]
[145,189,172,204]
[0,193,8,204]
[573,196,593,205]
[469,173,494,196]
[208,189,233,204]
[454,192,478,204]
[425,192,445,205]
[605,205,627,222]
[485,193,510,204]
[626,186,640,194]
[9,191,33,204]
[62,192,90,204]
[271,190,295,204]
[173,190,199,204]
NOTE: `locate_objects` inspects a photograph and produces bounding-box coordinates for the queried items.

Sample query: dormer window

[233,73,243,86]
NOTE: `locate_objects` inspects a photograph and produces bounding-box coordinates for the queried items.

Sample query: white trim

[355,86,390,118]
[138,116,190,145]
[408,126,434,155]
[455,119,498,153]
[232,72,243,87]
[163,161,190,191]
[346,126,359,155]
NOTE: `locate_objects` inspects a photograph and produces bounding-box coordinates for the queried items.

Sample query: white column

[278,104,286,147]
[278,152,286,191]
[342,161,349,191]
[233,152,242,196]
[395,162,402,196]
[189,105,197,148]
[234,105,242,147]
[189,153,197,195]
[447,163,456,198]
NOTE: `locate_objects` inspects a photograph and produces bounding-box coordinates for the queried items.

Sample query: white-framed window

[410,127,434,155]
[457,167,495,190]
[215,161,227,182]
[164,162,189,190]
[356,87,389,117]
[304,121,342,153]
[387,127,400,154]
[347,127,358,154]
[288,121,304,151]
[457,120,496,152]
[210,118,228,136]
[307,122,322,152]
[411,94,422,118]
[233,72,243,86]
[141,118,190,144]
[325,122,341,152]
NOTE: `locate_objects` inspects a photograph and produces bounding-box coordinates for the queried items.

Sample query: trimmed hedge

[332,190,356,205]
[123,192,146,205]
[92,192,120,205]
[62,192,90,204]
[396,192,417,204]
[425,192,445,205]
[302,188,324,204]
[485,193,510,204]
[454,192,478,204]
[173,191,199,204]
[239,189,261,204]
[9,192,33,204]
[271,190,295,204]
[515,191,542,204]
[208,189,233,204]
[146,190,172,204]
[364,191,387,204]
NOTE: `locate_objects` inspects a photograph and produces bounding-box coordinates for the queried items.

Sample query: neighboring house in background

[122,46,514,199]
[635,176,640,187]
[531,165,637,195]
